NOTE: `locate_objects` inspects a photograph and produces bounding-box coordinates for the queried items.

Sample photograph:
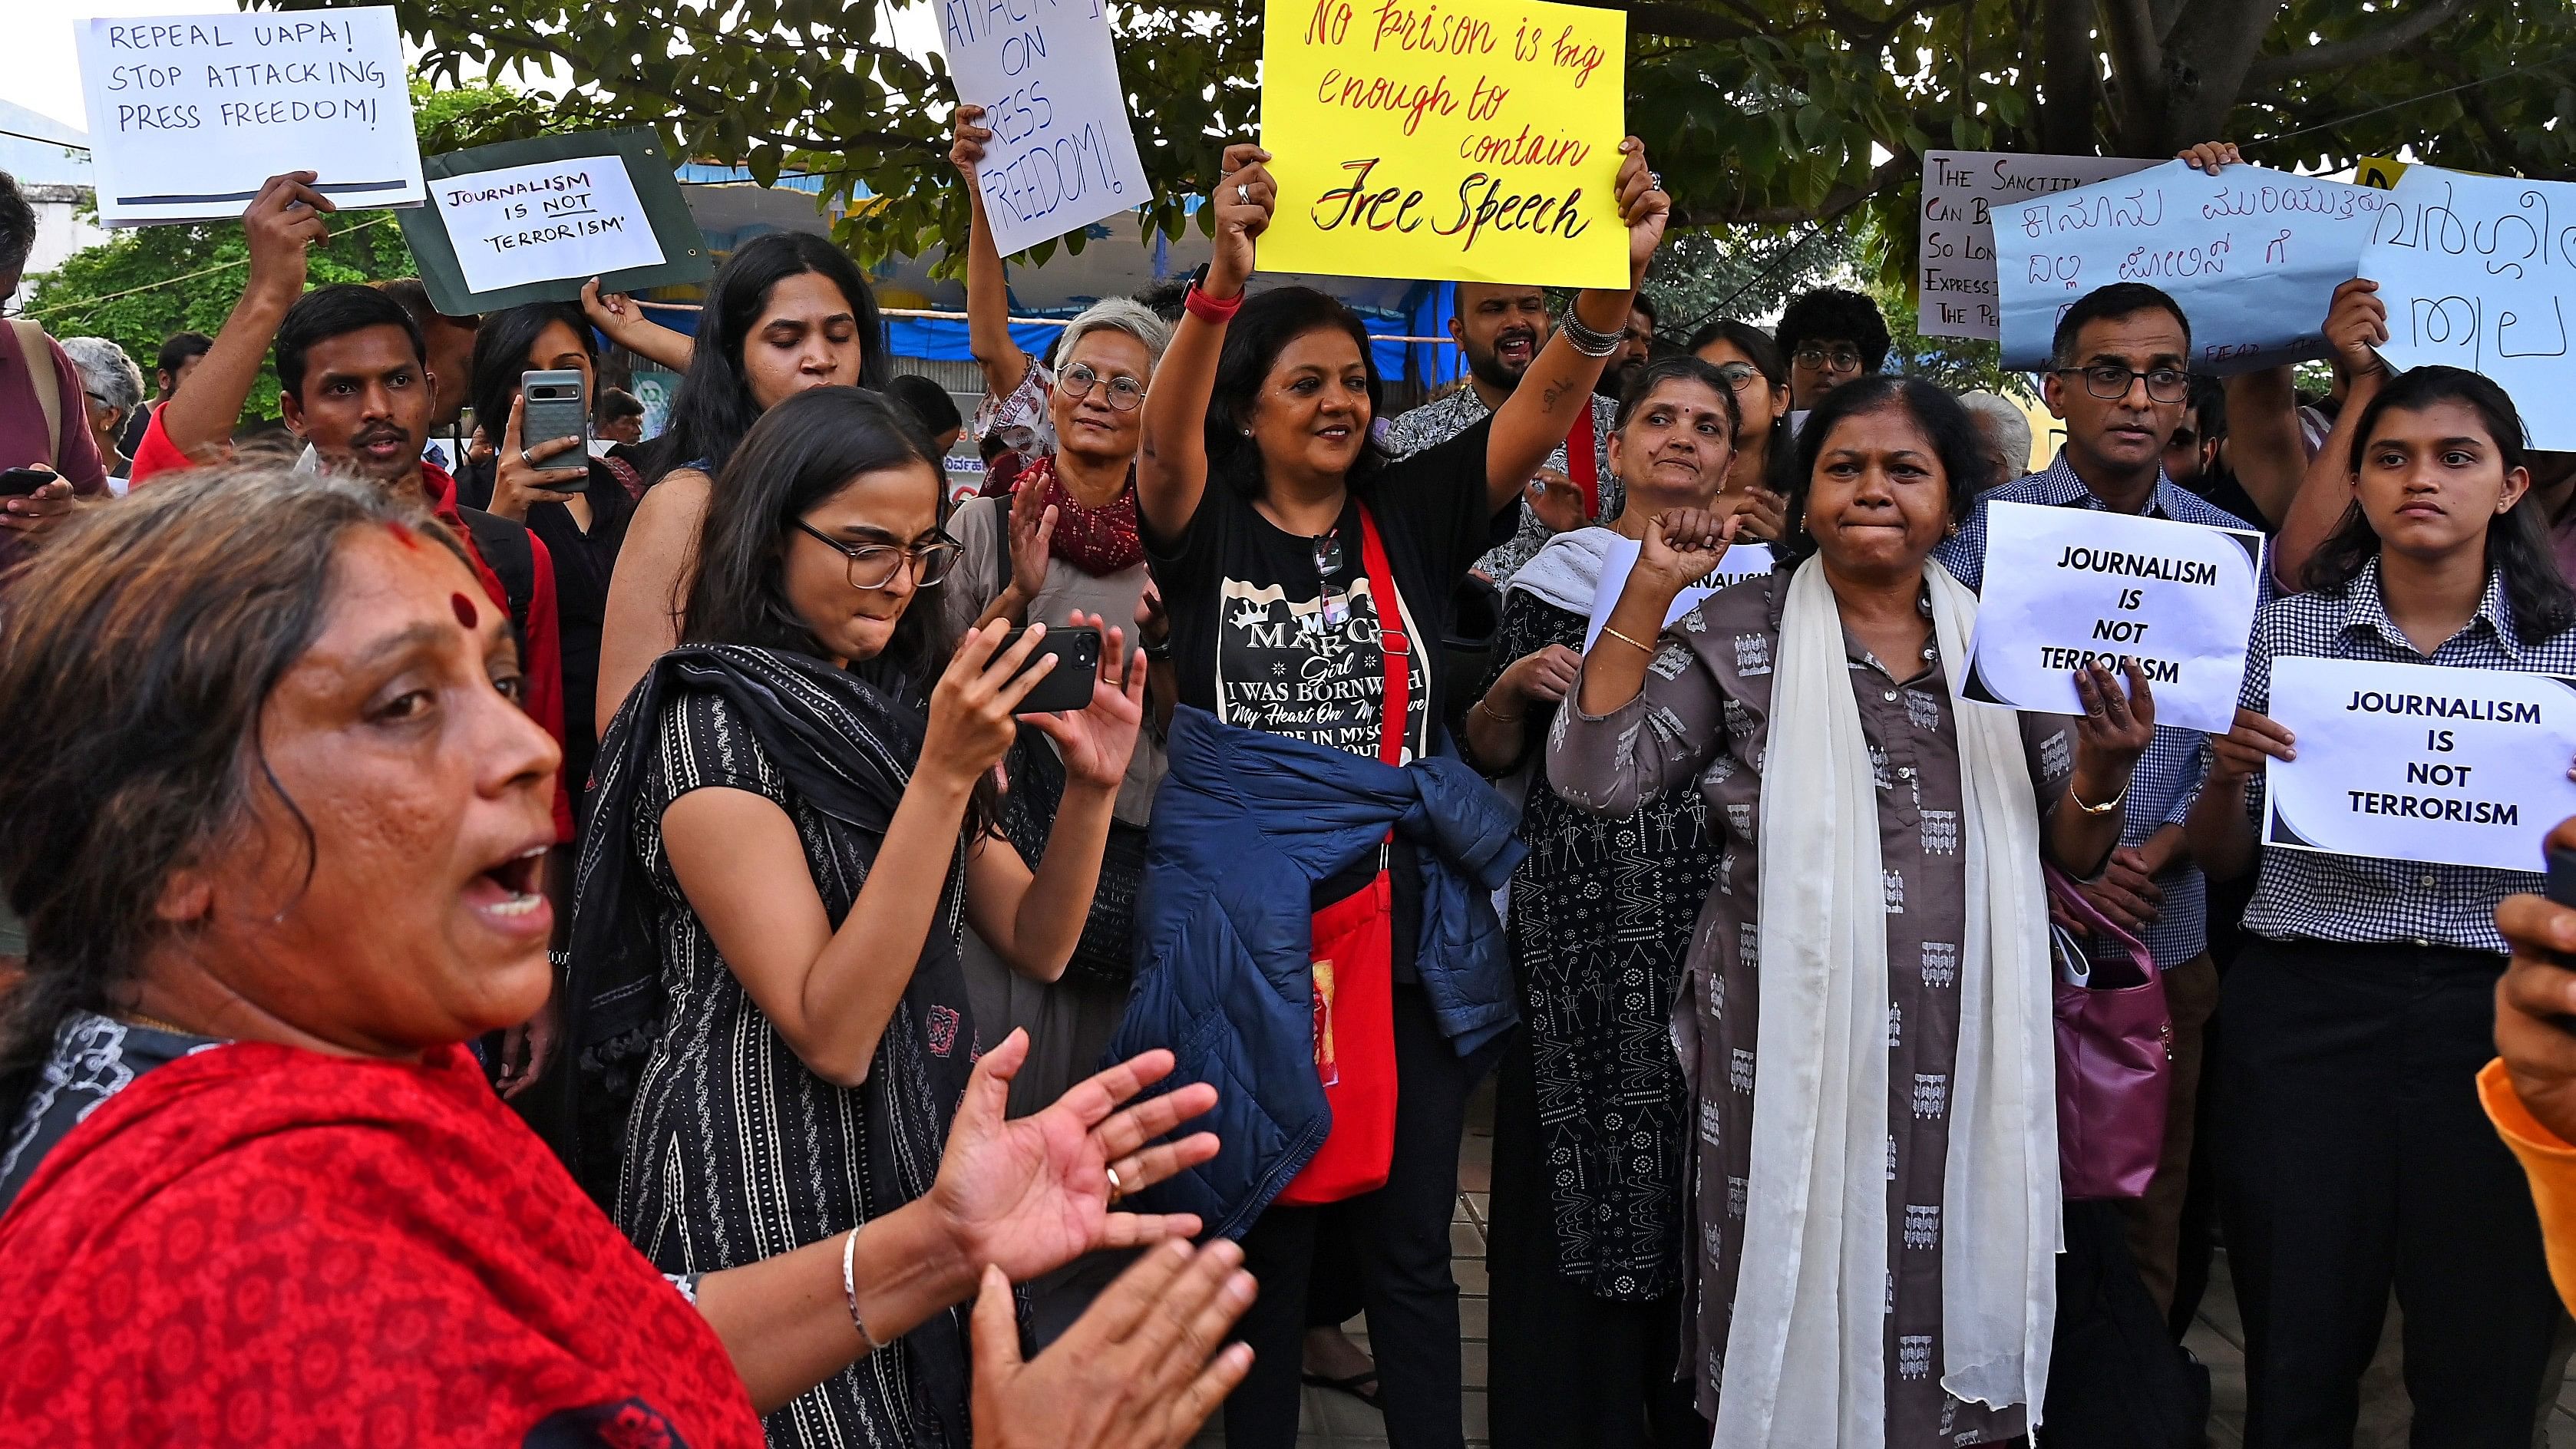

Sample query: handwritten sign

[936,0,1148,256]
[1962,502,2263,734]
[2263,657,2576,872]
[1256,0,1627,287]
[2361,167,2576,451]
[1992,160,2386,375]
[400,132,710,315]
[1918,150,2158,342]
[75,8,423,226]
[1583,538,1773,654]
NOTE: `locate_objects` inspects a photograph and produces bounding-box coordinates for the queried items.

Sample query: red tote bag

[1274,506,1408,1206]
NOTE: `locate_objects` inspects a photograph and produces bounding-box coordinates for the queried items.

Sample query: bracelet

[1141,632,1173,662]
[1475,696,1523,724]
[1599,625,1656,655]
[1558,310,1624,358]
[1184,282,1243,324]
[841,1226,886,1355]
[2068,775,2131,815]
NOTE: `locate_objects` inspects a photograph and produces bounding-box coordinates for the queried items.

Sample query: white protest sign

[936,0,1149,256]
[1583,538,1774,654]
[1919,150,2158,342]
[2262,657,2576,872]
[436,157,665,295]
[76,8,423,226]
[1962,501,2262,734]
[2361,167,2576,451]
[1992,160,2387,375]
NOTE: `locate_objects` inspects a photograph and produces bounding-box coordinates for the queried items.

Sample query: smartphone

[520,370,590,487]
[2548,847,2576,909]
[1011,625,1103,715]
[0,466,53,497]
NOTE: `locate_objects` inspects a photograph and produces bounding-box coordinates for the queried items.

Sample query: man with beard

[1387,282,1620,586]
[1598,293,1655,401]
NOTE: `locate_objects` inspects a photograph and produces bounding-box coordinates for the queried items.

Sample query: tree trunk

[2148,0,2287,153]
[2039,0,2099,154]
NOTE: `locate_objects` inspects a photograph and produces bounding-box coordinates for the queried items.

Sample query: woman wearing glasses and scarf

[1111,139,1669,1449]
[563,387,1148,1447]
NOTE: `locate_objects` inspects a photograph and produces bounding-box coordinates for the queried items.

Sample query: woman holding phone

[562,387,1145,1446]
[2188,365,2576,1445]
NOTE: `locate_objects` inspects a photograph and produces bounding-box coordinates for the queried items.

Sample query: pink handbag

[2046,863,2173,1201]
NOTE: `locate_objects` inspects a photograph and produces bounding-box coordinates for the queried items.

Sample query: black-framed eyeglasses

[794,520,963,590]
[2055,365,2192,404]
[1059,361,1148,412]
[1792,345,1864,373]
[1710,361,1762,391]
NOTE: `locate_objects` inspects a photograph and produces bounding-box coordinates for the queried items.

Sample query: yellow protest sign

[1255,0,1627,287]
[2353,156,2409,190]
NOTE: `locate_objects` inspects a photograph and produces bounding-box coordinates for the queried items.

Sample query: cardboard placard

[1917,150,2159,342]
[399,131,712,315]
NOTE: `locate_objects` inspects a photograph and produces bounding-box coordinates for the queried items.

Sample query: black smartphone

[1011,625,1103,715]
[0,466,54,497]
[2548,847,2576,909]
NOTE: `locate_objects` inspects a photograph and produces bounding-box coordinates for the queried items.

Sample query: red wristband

[1184,282,1243,324]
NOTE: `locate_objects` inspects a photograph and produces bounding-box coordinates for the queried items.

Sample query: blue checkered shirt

[2235,558,2576,955]
[1935,452,2264,969]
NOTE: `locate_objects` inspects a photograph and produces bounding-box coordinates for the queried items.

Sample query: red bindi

[451,592,479,629]
[383,520,419,550]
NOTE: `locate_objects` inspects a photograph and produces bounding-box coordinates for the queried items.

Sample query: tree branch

[2099,0,2167,153]
[1682,150,1915,227]
[1614,2,1756,45]
[2038,0,2097,154]
[2244,0,2469,87]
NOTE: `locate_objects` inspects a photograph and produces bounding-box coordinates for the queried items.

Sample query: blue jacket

[1107,707,1524,1239]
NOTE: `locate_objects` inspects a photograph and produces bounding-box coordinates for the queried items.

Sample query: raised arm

[1136,144,1274,542]
[1547,508,1732,817]
[950,106,1032,404]
[162,173,332,464]
[1485,140,1669,513]
[581,279,694,372]
[2271,279,2389,590]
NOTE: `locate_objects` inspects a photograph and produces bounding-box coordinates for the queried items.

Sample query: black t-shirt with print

[1147,418,1513,976]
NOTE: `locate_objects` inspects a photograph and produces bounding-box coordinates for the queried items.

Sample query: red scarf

[0,1041,762,1447]
[1016,454,1144,576]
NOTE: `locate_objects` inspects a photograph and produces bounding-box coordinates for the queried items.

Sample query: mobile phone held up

[0,466,54,497]
[1011,625,1103,715]
[520,370,590,490]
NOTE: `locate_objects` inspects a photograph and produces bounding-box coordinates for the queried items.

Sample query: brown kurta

[1545,569,2074,1446]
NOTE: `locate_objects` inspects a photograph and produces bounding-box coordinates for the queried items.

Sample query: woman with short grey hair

[58,336,144,484]
[1956,389,2034,492]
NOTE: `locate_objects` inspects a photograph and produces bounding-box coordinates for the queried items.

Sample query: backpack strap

[8,322,61,468]
[457,505,537,635]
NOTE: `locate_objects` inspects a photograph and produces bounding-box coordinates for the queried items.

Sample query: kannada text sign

[936,0,1149,256]
[1257,0,1627,287]
[75,8,422,226]
[1917,150,2158,342]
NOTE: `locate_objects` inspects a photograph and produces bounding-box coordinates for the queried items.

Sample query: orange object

[2478,1058,2576,1316]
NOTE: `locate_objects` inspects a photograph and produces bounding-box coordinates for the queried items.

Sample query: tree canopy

[355,0,2576,276]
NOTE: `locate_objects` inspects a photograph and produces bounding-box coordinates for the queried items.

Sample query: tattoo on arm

[1540,378,1572,414]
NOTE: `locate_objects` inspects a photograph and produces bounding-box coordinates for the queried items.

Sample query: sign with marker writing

[1962,501,2263,734]
[75,8,423,226]
[2360,166,2576,451]
[2263,656,2576,872]
[1256,0,1627,286]
[1918,150,2158,342]
[936,0,1148,257]
[399,131,711,315]
[1583,537,1773,654]
[1991,160,2387,375]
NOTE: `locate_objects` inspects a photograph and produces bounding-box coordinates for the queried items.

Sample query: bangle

[1558,310,1623,358]
[1599,625,1656,655]
[2069,775,2131,814]
[841,1226,886,1354]
[1475,696,1522,724]
[1141,632,1173,662]
[1184,282,1243,324]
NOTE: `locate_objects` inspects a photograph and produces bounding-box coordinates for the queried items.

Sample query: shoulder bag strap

[10,322,61,467]
[1356,503,1409,767]
[1562,405,1598,523]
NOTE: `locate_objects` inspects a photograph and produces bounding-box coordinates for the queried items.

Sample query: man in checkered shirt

[1933,278,2254,1319]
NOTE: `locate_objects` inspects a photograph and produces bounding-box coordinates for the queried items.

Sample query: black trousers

[1226,985,1498,1449]
[2215,936,2560,1448]
[1486,1031,1706,1449]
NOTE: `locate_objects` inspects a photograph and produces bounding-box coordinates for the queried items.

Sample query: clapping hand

[969,1237,1254,1449]
[1008,483,1059,603]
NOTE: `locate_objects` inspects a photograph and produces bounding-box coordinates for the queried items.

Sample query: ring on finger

[1236,183,1250,205]
[1105,1163,1126,1201]
[519,447,539,467]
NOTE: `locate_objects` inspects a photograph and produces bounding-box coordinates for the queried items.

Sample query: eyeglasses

[1311,531,1351,632]
[1711,361,1762,391]
[2055,365,2192,404]
[1059,361,1148,412]
[1792,345,1864,374]
[794,520,963,591]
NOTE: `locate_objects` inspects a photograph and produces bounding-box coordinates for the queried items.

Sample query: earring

[1241,427,1253,437]
[1944,522,1960,537]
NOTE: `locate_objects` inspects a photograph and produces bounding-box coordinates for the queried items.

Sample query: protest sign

[75,8,423,226]
[2360,166,2576,451]
[1992,160,2387,375]
[1962,501,2263,734]
[399,131,711,315]
[2353,156,2409,191]
[1256,0,1627,287]
[1918,150,2158,342]
[934,0,1149,256]
[1583,538,1773,654]
[2262,657,2576,872]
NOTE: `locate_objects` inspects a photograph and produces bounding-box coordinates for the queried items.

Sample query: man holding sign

[2185,366,2576,1442]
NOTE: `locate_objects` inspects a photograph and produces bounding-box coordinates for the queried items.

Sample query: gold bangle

[1475,697,1523,724]
[2069,776,2130,814]
[1600,625,1656,655]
